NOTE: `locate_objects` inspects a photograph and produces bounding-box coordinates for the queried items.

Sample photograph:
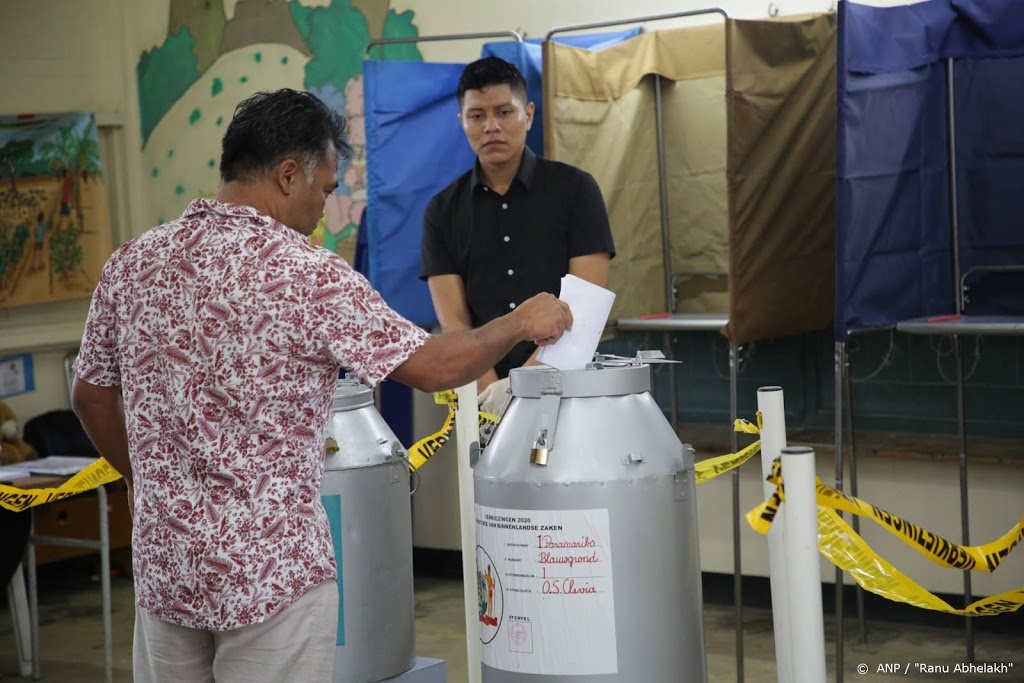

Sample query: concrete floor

[1,566,1022,682]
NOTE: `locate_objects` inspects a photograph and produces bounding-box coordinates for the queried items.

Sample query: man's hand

[512,293,572,346]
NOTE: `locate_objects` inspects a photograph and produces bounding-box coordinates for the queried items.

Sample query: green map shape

[137,28,201,144]
[138,1,422,145]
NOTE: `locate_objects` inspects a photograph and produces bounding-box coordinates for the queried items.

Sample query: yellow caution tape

[693,413,763,485]
[817,506,1024,616]
[407,403,457,471]
[0,458,122,513]
[750,460,1024,573]
[405,390,499,471]
[695,439,762,485]
[1,391,497,512]
[746,458,1024,616]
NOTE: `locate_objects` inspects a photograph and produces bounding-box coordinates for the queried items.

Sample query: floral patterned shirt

[74,198,429,630]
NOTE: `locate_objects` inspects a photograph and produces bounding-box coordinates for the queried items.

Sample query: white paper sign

[536,274,615,370]
[475,505,617,675]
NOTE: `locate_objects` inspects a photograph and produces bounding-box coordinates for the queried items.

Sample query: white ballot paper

[537,274,616,370]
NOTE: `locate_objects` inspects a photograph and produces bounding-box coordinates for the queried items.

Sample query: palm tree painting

[0,112,111,309]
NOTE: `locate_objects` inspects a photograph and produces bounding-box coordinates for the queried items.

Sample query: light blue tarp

[363,60,476,325]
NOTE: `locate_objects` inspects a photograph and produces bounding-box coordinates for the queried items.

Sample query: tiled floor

[1,564,1021,682]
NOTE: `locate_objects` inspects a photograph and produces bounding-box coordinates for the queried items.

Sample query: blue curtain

[950,27,1024,313]
[836,0,1024,339]
[363,60,476,326]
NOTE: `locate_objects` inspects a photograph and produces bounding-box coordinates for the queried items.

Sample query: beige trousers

[133,579,338,683]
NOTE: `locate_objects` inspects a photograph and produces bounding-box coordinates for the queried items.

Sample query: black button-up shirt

[420,147,615,378]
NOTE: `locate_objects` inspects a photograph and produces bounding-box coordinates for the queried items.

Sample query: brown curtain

[723,15,837,344]
[543,26,728,321]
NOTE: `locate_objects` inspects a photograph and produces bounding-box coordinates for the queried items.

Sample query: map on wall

[0,113,113,310]
[137,0,422,264]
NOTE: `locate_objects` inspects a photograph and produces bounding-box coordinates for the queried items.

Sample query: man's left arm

[71,379,133,517]
[568,253,611,287]
[71,262,133,516]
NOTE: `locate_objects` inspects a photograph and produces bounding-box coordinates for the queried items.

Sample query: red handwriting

[537,534,597,549]
[542,579,597,595]
[538,551,599,567]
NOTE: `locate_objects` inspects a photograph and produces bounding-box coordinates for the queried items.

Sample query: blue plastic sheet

[363,60,476,325]
[836,0,1024,339]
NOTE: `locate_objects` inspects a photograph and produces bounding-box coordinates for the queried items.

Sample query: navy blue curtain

[836,0,1024,339]
[949,1,1024,312]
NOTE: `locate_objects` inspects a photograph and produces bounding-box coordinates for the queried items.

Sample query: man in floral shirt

[71,89,571,683]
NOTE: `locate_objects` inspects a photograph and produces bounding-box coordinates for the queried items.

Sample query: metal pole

[834,341,846,683]
[545,7,728,41]
[28,511,39,681]
[665,331,679,435]
[947,58,963,314]
[729,342,743,683]
[955,336,974,660]
[947,56,974,663]
[98,485,113,683]
[364,31,523,58]
[844,355,866,643]
[653,69,679,435]
[654,73,675,315]
[726,23,737,680]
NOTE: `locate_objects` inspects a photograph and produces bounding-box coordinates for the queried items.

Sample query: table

[7,472,115,683]
[896,314,1024,336]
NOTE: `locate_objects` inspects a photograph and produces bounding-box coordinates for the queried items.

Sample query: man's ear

[274,159,302,195]
[525,102,536,130]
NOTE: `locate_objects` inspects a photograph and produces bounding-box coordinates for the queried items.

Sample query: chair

[21,406,113,682]
[23,410,99,460]
[3,508,32,676]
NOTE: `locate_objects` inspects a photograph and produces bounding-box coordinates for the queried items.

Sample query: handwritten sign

[474,505,618,675]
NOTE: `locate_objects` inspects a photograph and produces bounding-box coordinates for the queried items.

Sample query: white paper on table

[537,274,616,370]
[24,455,98,476]
[0,464,32,482]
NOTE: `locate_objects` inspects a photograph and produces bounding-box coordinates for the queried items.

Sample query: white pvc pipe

[757,386,793,683]
[780,446,827,683]
[455,382,483,683]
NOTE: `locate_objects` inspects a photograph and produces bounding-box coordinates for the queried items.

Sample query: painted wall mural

[0,113,113,310]
[137,0,421,263]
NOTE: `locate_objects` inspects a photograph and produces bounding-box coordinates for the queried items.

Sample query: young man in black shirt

[420,57,615,412]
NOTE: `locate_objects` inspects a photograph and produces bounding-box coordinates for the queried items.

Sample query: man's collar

[471,146,537,192]
[179,198,303,243]
[516,146,537,190]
